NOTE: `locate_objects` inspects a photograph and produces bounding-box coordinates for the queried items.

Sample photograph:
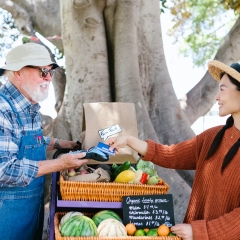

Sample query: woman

[106,60,240,240]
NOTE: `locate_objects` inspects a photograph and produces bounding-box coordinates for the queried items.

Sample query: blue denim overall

[0,94,46,240]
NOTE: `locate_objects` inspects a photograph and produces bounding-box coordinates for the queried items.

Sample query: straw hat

[208,60,240,82]
[0,43,59,76]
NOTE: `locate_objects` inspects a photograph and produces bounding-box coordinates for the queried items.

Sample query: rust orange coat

[143,126,240,240]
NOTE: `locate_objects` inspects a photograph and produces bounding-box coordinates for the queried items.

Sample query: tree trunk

[104,0,196,187]
[57,0,192,223]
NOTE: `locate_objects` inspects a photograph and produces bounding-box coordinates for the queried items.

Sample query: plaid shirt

[0,81,50,187]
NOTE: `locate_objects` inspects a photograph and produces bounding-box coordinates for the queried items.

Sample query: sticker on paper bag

[98,124,122,141]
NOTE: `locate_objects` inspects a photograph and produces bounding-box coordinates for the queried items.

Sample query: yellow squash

[114,170,136,183]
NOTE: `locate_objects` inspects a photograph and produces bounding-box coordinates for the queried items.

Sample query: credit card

[97,142,115,155]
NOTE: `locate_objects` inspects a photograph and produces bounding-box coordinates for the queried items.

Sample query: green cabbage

[144,168,157,177]
[136,159,157,177]
[147,175,159,185]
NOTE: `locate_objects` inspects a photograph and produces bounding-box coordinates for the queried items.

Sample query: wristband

[54,139,61,149]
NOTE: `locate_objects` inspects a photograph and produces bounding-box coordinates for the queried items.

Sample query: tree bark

[56,0,192,222]
[58,0,110,141]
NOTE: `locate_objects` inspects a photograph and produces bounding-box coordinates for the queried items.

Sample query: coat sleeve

[142,137,199,170]
[191,207,240,240]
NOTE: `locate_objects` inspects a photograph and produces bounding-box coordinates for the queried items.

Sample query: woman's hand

[106,136,129,153]
[106,135,148,156]
[171,224,193,240]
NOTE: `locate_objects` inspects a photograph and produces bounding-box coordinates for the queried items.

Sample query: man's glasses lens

[27,66,55,78]
[40,68,55,77]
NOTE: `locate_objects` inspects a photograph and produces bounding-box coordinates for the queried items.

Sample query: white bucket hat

[0,43,59,76]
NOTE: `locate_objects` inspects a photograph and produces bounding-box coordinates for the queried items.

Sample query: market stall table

[49,171,123,240]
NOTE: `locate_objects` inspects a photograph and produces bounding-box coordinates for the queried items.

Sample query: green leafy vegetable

[136,159,157,177]
[147,176,160,185]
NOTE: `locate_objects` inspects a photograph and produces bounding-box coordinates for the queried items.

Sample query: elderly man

[0,43,88,240]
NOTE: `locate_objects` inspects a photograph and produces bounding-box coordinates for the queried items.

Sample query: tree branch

[184,15,240,124]
[0,0,33,36]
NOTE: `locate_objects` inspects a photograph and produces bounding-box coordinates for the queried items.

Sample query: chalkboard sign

[122,194,175,228]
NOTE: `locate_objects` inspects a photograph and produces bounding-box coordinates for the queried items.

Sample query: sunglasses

[26,66,55,78]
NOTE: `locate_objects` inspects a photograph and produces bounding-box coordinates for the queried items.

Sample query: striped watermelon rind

[59,211,83,230]
[60,215,97,237]
[92,210,122,227]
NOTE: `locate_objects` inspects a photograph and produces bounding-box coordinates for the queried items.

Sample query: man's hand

[47,138,82,151]
[58,140,80,149]
[59,152,89,169]
[171,224,193,240]
[72,141,82,150]
[37,152,89,177]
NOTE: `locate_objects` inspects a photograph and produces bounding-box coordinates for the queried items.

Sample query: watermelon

[60,215,97,237]
[59,211,83,230]
[92,210,122,227]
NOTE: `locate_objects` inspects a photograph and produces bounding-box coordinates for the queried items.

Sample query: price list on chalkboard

[122,194,175,228]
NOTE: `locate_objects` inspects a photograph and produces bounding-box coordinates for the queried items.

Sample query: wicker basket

[59,175,169,202]
[55,212,181,240]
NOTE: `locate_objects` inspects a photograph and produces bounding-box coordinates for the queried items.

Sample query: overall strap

[0,93,24,127]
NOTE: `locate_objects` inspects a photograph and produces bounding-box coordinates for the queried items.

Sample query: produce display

[125,222,175,237]
[66,158,163,185]
[57,159,175,238]
[112,159,163,185]
[58,211,178,238]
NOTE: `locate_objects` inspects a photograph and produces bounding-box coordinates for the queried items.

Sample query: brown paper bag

[81,102,139,164]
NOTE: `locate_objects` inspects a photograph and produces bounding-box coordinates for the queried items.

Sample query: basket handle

[53,148,73,159]
[53,140,82,159]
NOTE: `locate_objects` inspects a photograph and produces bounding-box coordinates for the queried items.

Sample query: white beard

[22,82,49,103]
